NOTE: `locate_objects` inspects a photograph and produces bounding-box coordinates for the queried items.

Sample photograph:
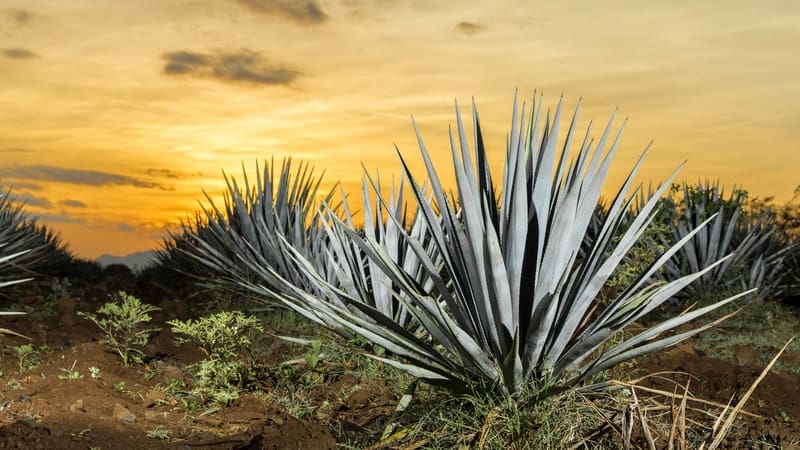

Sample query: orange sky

[1,1,799,259]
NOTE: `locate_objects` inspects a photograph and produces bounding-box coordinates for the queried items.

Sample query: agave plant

[219,92,749,399]
[0,247,29,339]
[661,180,795,300]
[178,156,442,331]
[161,158,338,291]
[0,186,73,280]
[316,174,442,330]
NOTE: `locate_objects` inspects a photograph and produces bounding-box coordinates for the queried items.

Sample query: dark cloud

[0,165,174,190]
[146,168,204,179]
[10,192,51,209]
[238,0,328,25]
[6,9,34,26]
[116,223,135,232]
[453,21,486,36]
[162,48,300,87]
[31,213,86,225]
[59,199,87,208]
[2,48,38,59]
[6,182,43,192]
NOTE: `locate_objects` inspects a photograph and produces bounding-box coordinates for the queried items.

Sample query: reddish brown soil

[0,280,363,450]
[630,339,800,449]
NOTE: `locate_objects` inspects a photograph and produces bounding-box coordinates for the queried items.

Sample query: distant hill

[95,250,157,274]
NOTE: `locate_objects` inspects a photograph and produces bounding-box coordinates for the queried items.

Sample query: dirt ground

[1,277,799,449]
[0,279,388,450]
[631,339,800,449]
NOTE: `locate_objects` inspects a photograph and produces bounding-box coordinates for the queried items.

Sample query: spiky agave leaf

[320,172,442,330]
[0,245,32,317]
[255,92,748,398]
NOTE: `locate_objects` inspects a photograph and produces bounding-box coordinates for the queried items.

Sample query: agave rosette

[249,92,749,397]
[166,158,338,293]
[0,186,72,280]
[662,180,794,299]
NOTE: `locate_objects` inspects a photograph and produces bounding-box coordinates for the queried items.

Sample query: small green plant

[168,311,263,407]
[88,366,101,379]
[58,360,83,380]
[114,381,126,393]
[276,335,323,369]
[145,428,171,441]
[12,344,41,373]
[78,292,160,366]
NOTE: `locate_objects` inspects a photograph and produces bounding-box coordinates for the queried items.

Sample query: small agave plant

[199,92,751,401]
[661,180,795,300]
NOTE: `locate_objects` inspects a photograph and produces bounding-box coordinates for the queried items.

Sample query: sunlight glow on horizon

[2,0,798,258]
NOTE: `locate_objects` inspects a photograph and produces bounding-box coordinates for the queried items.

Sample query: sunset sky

[2,0,799,259]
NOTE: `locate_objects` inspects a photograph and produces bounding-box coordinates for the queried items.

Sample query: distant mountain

[95,250,157,274]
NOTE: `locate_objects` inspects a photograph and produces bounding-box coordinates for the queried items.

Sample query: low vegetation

[168,310,264,406]
[78,291,161,366]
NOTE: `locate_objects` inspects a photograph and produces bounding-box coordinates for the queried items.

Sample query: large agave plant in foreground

[219,93,750,399]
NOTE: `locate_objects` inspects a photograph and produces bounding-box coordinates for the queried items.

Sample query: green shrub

[168,311,264,406]
[12,344,41,372]
[78,292,161,365]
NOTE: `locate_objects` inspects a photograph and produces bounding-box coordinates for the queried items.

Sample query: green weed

[78,291,160,366]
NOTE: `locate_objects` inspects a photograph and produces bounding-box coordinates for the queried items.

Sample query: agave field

[1,93,799,449]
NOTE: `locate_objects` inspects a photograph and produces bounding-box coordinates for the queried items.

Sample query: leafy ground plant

[78,291,161,366]
[168,311,264,406]
[12,344,42,373]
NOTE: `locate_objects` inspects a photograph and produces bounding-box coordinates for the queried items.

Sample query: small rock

[194,416,222,427]
[144,410,168,421]
[68,399,85,412]
[162,365,184,381]
[270,416,284,426]
[735,346,759,365]
[112,403,136,422]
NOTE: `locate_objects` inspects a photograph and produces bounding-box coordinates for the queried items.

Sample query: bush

[78,292,161,365]
[168,311,264,406]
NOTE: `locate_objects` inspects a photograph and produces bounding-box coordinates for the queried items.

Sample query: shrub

[168,311,264,406]
[78,292,161,365]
